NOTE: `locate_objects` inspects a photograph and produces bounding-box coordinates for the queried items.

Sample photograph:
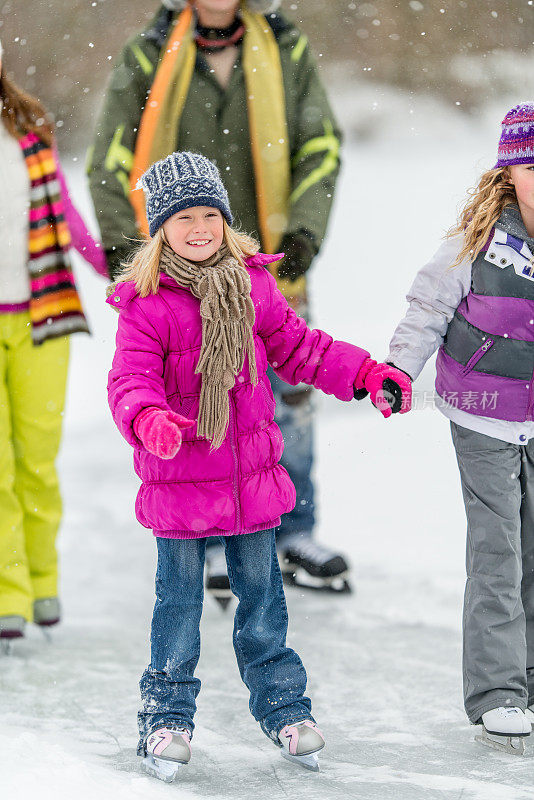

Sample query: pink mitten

[354,359,412,419]
[134,407,195,459]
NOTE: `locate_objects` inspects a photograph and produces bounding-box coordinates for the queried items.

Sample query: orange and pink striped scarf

[19,131,89,344]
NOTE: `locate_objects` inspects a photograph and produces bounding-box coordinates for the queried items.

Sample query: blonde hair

[448,167,517,266]
[118,219,260,296]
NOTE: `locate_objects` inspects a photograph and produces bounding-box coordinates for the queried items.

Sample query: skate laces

[161,725,191,739]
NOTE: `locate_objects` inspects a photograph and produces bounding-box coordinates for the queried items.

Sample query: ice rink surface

[2,112,533,798]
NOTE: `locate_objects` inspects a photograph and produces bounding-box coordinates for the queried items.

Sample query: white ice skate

[34,598,61,642]
[475,707,531,756]
[143,726,191,782]
[278,720,325,771]
[0,616,25,655]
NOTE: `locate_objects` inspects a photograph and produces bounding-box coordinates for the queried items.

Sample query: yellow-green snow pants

[0,312,69,620]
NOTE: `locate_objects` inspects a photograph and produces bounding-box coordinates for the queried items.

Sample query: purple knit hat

[494,103,534,169]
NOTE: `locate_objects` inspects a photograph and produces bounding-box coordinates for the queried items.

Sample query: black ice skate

[205,546,232,610]
[279,537,352,594]
[475,707,531,756]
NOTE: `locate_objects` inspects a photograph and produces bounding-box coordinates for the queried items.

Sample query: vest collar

[485,226,534,278]
[495,203,534,252]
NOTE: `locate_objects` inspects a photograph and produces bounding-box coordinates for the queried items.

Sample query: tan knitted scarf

[160,242,257,449]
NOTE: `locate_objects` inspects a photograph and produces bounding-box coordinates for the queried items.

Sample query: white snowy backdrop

[2,104,534,798]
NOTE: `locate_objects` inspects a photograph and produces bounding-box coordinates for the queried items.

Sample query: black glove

[277,231,316,282]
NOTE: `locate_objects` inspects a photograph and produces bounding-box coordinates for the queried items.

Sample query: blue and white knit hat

[137,151,233,237]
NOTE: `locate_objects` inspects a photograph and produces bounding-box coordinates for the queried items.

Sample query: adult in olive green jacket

[89,0,351,595]
[88,0,340,282]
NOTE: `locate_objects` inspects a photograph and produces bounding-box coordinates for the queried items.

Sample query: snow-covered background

[2,106,534,799]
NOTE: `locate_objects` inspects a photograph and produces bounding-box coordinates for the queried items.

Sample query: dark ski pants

[451,422,534,723]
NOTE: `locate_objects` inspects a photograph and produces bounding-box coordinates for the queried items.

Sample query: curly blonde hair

[117,220,260,297]
[448,167,517,266]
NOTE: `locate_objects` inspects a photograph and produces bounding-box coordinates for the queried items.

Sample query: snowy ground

[3,107,534,798]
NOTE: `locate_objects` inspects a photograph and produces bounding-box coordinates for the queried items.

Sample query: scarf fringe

[161,243,257,448]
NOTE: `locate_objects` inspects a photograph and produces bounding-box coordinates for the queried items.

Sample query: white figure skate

[0,616,25,655]
[143,726,191,782]
[278,720,325,771]
[475,707,531,756]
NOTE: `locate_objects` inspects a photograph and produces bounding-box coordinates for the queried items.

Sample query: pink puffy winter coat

[107,254,369,539]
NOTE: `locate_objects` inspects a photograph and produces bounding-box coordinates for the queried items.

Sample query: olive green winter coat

[88,5,341,279]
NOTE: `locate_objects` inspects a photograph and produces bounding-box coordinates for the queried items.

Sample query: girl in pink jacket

[107,151,411,781]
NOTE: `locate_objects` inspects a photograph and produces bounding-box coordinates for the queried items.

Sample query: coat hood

[162,0,281,12]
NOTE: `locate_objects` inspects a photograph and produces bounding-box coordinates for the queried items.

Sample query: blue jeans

[268,368,315,542]
[137,529,313,753]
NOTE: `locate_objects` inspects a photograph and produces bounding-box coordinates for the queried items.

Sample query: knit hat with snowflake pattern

[137,151,233,237]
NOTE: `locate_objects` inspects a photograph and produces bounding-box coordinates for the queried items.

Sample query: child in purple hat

[386,103,534,755]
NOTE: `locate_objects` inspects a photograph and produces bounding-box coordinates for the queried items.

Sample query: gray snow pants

[451,422,534,723]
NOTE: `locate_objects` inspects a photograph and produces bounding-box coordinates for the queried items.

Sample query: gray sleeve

[386,235,471,380]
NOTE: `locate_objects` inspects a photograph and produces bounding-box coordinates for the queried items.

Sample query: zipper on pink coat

[229,393,242,532]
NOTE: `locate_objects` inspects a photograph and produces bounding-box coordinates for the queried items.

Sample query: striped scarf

[19,131,89,344]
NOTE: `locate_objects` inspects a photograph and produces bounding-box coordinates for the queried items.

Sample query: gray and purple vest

[436,205,534,422]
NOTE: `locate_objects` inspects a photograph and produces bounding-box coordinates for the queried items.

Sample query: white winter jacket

[0,111,31,305]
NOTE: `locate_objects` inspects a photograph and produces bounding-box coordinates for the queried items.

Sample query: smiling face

[162,206,224,261]
[509,164,534,237]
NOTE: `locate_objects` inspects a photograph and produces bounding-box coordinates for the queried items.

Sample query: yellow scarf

[130,5,303,298]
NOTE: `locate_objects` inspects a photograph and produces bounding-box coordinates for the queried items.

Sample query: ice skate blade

[280,749,320,772]
[475,729,527,756]
[143,754,185,782]
[0,641,14,656]
[282,567,352,595]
